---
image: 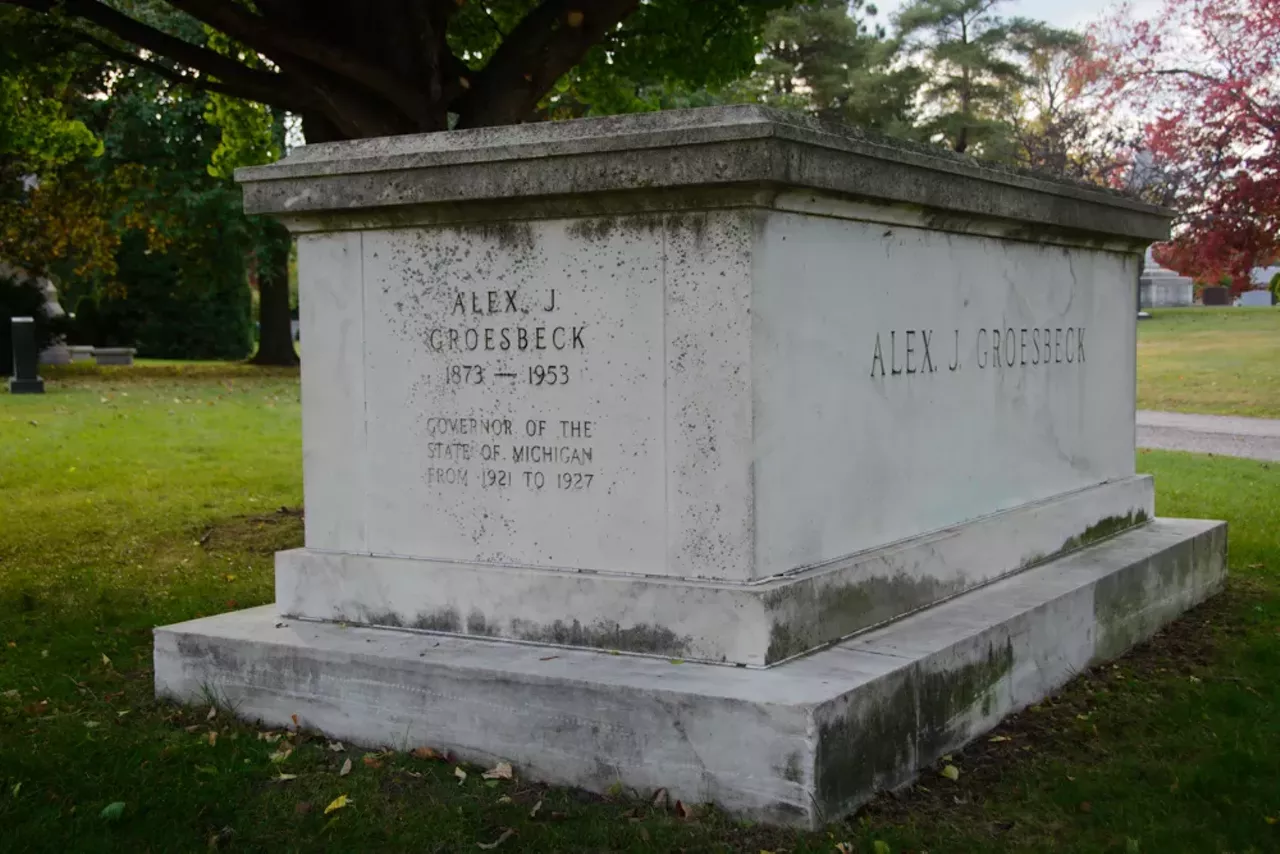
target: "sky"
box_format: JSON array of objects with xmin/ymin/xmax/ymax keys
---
[{"xmin": 872, "ymin": 0, "xmax": 1162, "ymax": 31}]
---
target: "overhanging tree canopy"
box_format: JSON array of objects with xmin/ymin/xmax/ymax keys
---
[{"xmin": 6, "ymin": 0, "xmax": 790, "ymax": 142}]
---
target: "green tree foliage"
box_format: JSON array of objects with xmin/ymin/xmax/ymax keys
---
[
  {"xmin": 0, "ymin": 11, "xmax": 138, "ymax": 280},
  {"xmin": 202, "ymin": 28, "xmax": 294, "ymax": 365},
  {"xmin": 5, "ymin": 0, "xmax": 795, "ymax": 141},
  {"xmin": 895, "ymin": 0, "xmax": 1077, "ymax": 155},
  {"xmin": 753, "ymin": 0, "xmax": 921, "ymax": 130},
  {"xmin": 68, "ymin": 67, "xmax": 254, "ymax": 359}
]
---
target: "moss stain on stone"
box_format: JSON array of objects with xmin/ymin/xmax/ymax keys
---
[
  {"xmin": 509, "ymin": 618, "xmax": 690, "ymax": 657},
  {"xmin": 764, "ymin": 573, "xmax": 969, "ymax": 664},
  {"xmin": 1092, "ymin": 523, "xmax": 1225, "ymax": 662},
  {"xmin": 410, "ymin": 608, "xmax": 462, "ymax": 633},
  {"xmin": 815, "ymin": 639, "xmax": 1014, "ymax": 817}
]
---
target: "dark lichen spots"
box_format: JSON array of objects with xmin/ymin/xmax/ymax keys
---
[
  {"xmin": 567, "ymin": 214, "xmax": 668, "ymax": 243},
  {"xmin": 781, "ymin": 750, "xmax": 804, "ymax": 784},
  {"xmin": 510, "ymin": 618, "xmax": 690, "ymax": 657},
  {"xmin": 468, "ymin": 221, "xmax": 535, "ymax": 252},
  {"xmin": 361, "ymin": 611, "xmax": 404, "ymax": 628},
  {"xmin": 410, "ymin": 608, "xmax": 463, "ymax": 633},
  {"xmin": 466, "ymin": 610, "xmax": 497, "ymax": 636},
  {"xmin": 764, "ymin": 573, "xmax": 968, "ymax": 663}
]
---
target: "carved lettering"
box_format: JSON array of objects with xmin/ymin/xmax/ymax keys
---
[{"xmin": 870, "ymin": 325, "xmax": 1088, "ymax": 381}]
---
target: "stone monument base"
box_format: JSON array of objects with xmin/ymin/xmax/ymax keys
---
[
  {"xmin": 9, "ymin": 377, "xmax": 44, "ymax": 394},
  {"xmin": 155, "ymin": 518, "xmax": 1224, "ymax": 828}
]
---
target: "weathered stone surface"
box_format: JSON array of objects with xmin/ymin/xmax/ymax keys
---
[
  {"xmin": 277, "ymin": 475, "xmax": 1155, "ymax": 665},
  {"xmin": 216, "ymin": 106, "xmax": 1194, "ymax": 663},
  {"xmin": 157, "ymin": 518, "xmax": 1226, "ymax": 828}
]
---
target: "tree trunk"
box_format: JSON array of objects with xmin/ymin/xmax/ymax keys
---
[{"xmin": 251, "ymin": 221, "xmax": 298, "ymax": 366}]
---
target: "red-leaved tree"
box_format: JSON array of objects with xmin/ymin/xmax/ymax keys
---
[{"xmin": 1093, "ymin": 0, "xmax": 1279, "ymax": 291}]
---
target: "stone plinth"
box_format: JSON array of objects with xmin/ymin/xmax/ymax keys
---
[
  {"xmin": 1140, "ymin": 250, "xmax": 1194, "ymax": 308},
  {"xmin": 155, "ymin": 106, "xmax": 1226, "ymax": 824},
  {"xmin": 239, "ymin": 107, "xmax": 1168, "ymax": 665}
]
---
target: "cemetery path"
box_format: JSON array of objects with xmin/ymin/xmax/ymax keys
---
[{"xmin": 1137, "ymin": 410, "xmax": 1280, "ymax": 462}]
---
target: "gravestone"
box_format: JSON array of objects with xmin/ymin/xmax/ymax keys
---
[
  {"xmin": 9, "ymin": 317, "xmax": 45, "ymax": 394},
  {"xmin": 1139, "ymin": 248, "xmax": 1193, "ymax": 308},
  {"xmin": 1239, "ymin": 290, "xmax": 1274, "ymax": 307},
  {"xmin": 155, "ymin": 107, "xmax": 1226, "ymax": 826},
  {"xmin": 1203, "ymin": 285, "xmax": 1229, "ymax": 305}
]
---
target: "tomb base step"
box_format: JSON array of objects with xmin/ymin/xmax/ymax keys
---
[{"xmin": 154, "ymin": 517, "xmax": 1225, "ymax": 829}]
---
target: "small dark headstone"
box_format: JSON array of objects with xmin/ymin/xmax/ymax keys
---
[
  {"xmin": 9, "ymin": 316, "xmax": 45, "ymax": 394},
  {"xmin": 1201, "ymin": 286, "xmax": 1229, "ymax": 306}
]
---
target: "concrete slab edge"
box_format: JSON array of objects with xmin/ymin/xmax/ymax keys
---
[{"xmin": 155, "ymin": 517, "xmax": 1225, "ymax": 828}]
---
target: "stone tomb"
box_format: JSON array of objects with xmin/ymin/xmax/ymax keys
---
[{"xmin": 155, "ymin": 107, "xmax": 1226, "ymax": 826}]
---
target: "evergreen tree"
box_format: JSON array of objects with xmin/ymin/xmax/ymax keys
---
[
  {"xmin": 755, "ymin": 0, "xmax": 920, "ymax": 131},
  {"xmin": 895, "ymin": 0, "xmax": 1076, "ymax": 154}
]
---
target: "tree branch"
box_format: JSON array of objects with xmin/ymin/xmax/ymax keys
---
[
  {"xmin": 164, "ymin": 0, "xmax": 433, "ymax": 125},
  {"xmin": 73, "ymin": 30, "xmax": 301, "ymax": 109},
  {"xmin": 7, "ymin": 0, "xmax": 295, "ymax": 104},
  {"xmin": 455, "ymin": 0, "xmax": 642, "ymax": 129}
]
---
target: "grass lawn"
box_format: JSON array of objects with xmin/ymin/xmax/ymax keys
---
[
  {"xmin": 1138, "ymin": 307, "xmax": 1280, "ymax": 418},
  {"xmin": 2, "ymin": 366, "xmax": 1279, "ymax": 852}
]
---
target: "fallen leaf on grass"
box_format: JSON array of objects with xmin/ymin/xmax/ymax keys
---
[
  {"xmin": 271, "ymin": 773, "xmax": 298, "ymax": 783},
  {"xmin": 834, "ymin": 844, "xmax": 855, "ymax": 854},
  {"xmin": 340, "ymin": 758, "xmax": 352, "ymax": 777},
  {"xmin": 328, "ymin": 741, "xmax": 345, "ymax": 752},
  {"xmin": 101, "ymin": 654, "xmax": 111, "ymax": 667},
  {"xmin": 476, "ymin": 828, "xmax": 515, "ymax": 849},
  {"xmin": 482, "ymin": 762, "xmax": 513, "ymax": 781},
  {"xmin": 100, "ymin": 802, "xmax": 126, "ymax": 821},
  {"xmin": 84, "ymin": 721, "xmax": 100, "ymax": 729},
  {"xmin": 496, "ymin": 795, "xmax": 512, "ymax": 805},
  {"xmin": 269, "ymin": 748, "xmax": 293, "ymax": 763},
  {"xmin": 324, "ymin": 794, "xmax": 351, "ymax": 815},
  {"xmin": 940, "ymin": 764, "xmax": 961, "ymax": 781},
  {"xmin": 206, "ymin": 706, "xmax": 217, "ymax": 721},
  {"xmin": 207, "ymin": 731, "xmax": 218, "ymax": 747},
  {"xmin": 651, "ymin": 788, "xmax": 668, "ymax": 808},
  {"xmin": 1264, "ymin": 816, "xmax": 1277, "ymax": 825},
  {"xmin": 455, "ymin": 767, "xmax": 468, "ymax": 785},
  {"xmin": 411, "ymin": 746, "xmax": 440, "ymax": 760},
  {"xmin": 529, "ymin": 799, "xmax": 542, "ymax": 818},
  {"xmin": 362, "ymin": 754, "xmax": 383, "ymax": 769},
  {"xmin": 11, "ymin": 783, "xmax": 21, "ymax": 797},
  {"xmin": 988, "ymin": 735, "xmax": 1010, "ymax": 743},
  {"xmin": 259, "ymin": 732, "xmax": 282, "ymax": 744}
]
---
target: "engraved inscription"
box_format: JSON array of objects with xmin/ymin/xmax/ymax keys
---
[
  {"xmin": 870, "ymin": 326, "xmax": 1086, "ymax": 378},
  {"xmin": 422, "ymin": 287, "xmax": 596, "ymax": 492}
]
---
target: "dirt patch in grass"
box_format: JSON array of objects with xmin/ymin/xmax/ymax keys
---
[{"xmin": 198, "ymin": 507, "xmax": 304, "ymax": 556}]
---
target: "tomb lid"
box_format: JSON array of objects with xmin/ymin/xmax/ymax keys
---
[{"xmin": 238, "ymin": 105, "xmax": 1171, "ymax": 242}]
